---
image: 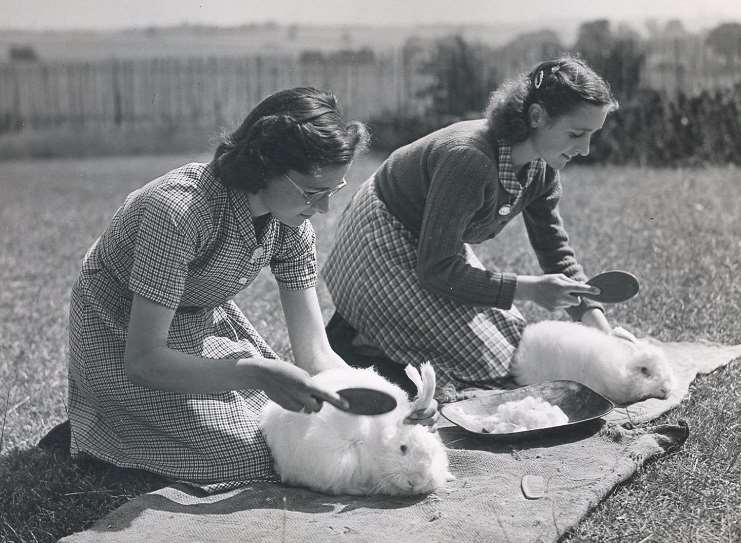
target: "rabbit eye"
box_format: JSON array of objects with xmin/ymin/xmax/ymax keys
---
[
  {"xmin": 640, "ymin": 366, "xmax": 651, "ymax": 376},
  {"xmin": 400, "ymin": 444, "xmax": 408, "ymax": 455}
]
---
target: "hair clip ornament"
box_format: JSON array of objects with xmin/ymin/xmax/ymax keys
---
[
  {"xmin": 551, "ymin": 65, "xmax": 560, "ymax": 74},
  {"xmin": 534, "ymin": 70, "xmax": 544, "ymax": 89}
]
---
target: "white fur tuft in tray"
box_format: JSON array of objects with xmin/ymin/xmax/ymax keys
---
[{"xmin": 440, "ymin": 380, "xmax": 613, "ymax": 438}]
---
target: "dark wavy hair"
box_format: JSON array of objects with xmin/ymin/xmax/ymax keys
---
[
  {"xmin": 213, "ymin": 87, "xmax": 370, "ymax": 192},
  {"xmin": 485, "ymin": 56, "xmax": 618, "ymax": 144}
]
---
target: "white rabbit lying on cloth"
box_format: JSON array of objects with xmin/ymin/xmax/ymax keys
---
[
  {"xmin": 511, "ymin": 320, "xmax": 674, "ymax": 406},
  {"xmin": 261, "ymin": 363, "xmax": 454, "ymax": 496}
]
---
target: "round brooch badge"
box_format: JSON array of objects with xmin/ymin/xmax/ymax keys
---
[{"xmin": 498, "ymin": 204, "xmax": 512, "ymax": 216}]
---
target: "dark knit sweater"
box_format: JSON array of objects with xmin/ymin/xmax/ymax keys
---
[{"xmin": 374, "ymin": 118, "xmax": 602, "ymax": 320}]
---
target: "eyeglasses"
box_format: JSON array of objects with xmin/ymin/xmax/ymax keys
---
[{"xmin": 282, "ymin": 172, "xmax": 347, "ymax": 206}]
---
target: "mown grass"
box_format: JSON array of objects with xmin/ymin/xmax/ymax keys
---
[
  {"xmin": 0, "ymin": 124, "xmax": 220, "ymax": 162},
  {"xmin": 0, "ymin": 152, "xmax": 739, "ymax": 542}
]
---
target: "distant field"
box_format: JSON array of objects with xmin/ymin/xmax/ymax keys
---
[
  {"xmin": 0, "ymin": 153, "xmax": 739, "ymax": 541},
  {"xmin": 0, "ymin": 23, "xmax": 535, "ymax": 61}
]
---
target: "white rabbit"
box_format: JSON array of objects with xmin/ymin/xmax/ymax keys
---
[
  {"xmin": 260, "ymin": 362, "xmax": 453, "ymax": 496},
  {"xmin": 510, "ymin": 320, "xmax": 673, "ymax": 405}
]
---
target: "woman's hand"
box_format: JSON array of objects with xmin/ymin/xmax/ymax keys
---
[
  {"xmin": 581, "ymin": 307, "xmax": 612, "ymax": 334},
  {"xmin": 611, "ymin": 326, "xmax": 638, "ymax": 343},
  {"xmin": 249, "ymin": 358, "xmax": 349, "ymax": 414},
  {"xmin": 515, "ymin": 274, "xmax": 600, "ymax": 311}
]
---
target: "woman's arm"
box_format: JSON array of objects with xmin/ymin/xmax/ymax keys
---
[
  {"xmin": 416, "ymin": 144, "xmax": 518, "ymax": 308},
  {"xmin": 124, "ymin": 293, "xmax": 346, "ymax": 412},
  {"xmin": 281, "ymin": 287, "xmax": 440, "ymax": 426},
  {"xmin": 279, "ymin": 286, "xmax": 349, "ymax": 375},
  {"xmin": 522, "ymin": 171, "xmax": 607, "ymax": 322}
]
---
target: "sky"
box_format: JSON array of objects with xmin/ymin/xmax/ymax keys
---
[{"xmin": 2, "ymin": 0, "xmax": 741, "ymax": 30}]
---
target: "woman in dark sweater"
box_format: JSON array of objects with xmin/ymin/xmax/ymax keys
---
[{"xmin": 323, "ymin": 57, "xmax": 619, "ymax": 397}]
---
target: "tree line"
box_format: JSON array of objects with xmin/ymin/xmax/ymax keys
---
[{"xmin": 370, "ymin": 19, "xmax": 741, "ymax": 166}]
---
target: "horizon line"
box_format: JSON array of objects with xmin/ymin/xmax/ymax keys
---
[{"xmin": 1, "ymin": 14, "xmax": 736, "ymax": 34}]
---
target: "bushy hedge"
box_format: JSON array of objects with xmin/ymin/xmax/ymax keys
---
[
  {"xmin": 365, "ymin": 114, "xmax": 464, "ymax": 154},
  {"xmin": 368, "ymin": 83, "xmax": 741, "ymax": 167},
  {"xmin": 584, "ymin": 83, "xmax": 741, "ymax": 166}
]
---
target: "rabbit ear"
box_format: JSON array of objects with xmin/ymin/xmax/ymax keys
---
[
  {"xmin": 404, "ymin": 364, "xmax": 424, "ymax": 397},
  {"xmin": 405, "ymin": 362, "xmax": 437, "ymax": 411},
  {"xmin": 416, "ymin": 362, "xmax": 436, "ymax": 409}
]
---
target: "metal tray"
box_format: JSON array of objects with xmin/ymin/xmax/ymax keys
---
[{"xmin": 440, "ymin": 380, "xmax": 614, "ymax": 439}]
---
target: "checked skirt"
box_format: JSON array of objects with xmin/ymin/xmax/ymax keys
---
[{"xmin": 323, "ymin": 178, "xmax": 527, "ymax": 391}]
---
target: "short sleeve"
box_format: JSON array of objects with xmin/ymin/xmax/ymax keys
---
[
  {"xmin": 128, "ymin": 185, "xmax": 208, "ymax": 309},
  {"xmin": 270, "ymin": 220, "xmax": 318, "ymax": 290}
]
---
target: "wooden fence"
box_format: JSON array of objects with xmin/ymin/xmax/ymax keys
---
[
  {"xmin": 2, "ymin": 39, "xmax": 739, "ymax": 134},
  {"xmin": 0, "ymin": 53, "xmax": 432, "ymax": 132}
]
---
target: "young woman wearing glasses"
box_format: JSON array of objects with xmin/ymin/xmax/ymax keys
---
[{"xmin": 64, "ymin": 88, "xmax": 382, "ymax": 490}]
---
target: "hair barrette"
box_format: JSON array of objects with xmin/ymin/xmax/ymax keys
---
[
  {"xmin": 534, "ymin": 69, "xmax": 544, "ymax": 89},
  {"xmin": 551, "ymin": 65, "xmax": 560, "ymax": 74}
]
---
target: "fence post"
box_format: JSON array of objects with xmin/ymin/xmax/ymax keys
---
[
  {"xmin": 212, "ymin": 57, "xmax": 223, "ymax": 128},
  {"xmin": 12, "ymin": 64, "xmax": 23, "ymax": 131},
  {"xmin": 112, "ymin": 59, "xmax": 123, "ymax": 126}
]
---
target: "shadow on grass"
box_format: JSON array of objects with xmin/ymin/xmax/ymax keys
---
[
  {"xmin": 0, "ymin": 433, "xmax": 167, "ymax": 543},
  {"xmin": 79, "ymin": 480, "xmax": 431, "ymax": 537}
]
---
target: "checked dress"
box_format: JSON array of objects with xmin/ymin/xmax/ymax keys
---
[{"xmin": 67, "ymin": 162, "xmax": 317, "ymax": 489}]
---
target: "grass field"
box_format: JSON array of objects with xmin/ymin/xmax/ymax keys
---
[
  {"xmin": 0, "ymin": 152, "xmax": 739, "ymax": 542},
  {"xmin": 0, "ymin": 23, "xmax": 543, "ymax": 61}
]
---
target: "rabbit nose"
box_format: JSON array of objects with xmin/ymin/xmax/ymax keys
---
[{"xmin": 407, "ymin": 473, "xmax": 428, "ymax": 489}]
